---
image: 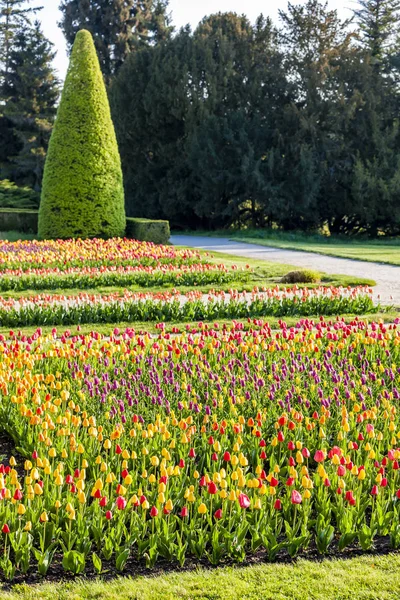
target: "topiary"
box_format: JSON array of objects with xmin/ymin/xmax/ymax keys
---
[
  {"xmin": 38, "ymin": 29, "xmax": 126, "ymax": 240},
  {"xmin": 280, "ymin": 269, "xmax": 321, "ymax": 284}
]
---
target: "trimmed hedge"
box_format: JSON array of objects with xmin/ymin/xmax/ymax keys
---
[
  {"xmin": 38, "ymin": 30, "xmax": 126, "ymax": 240},
  {"xmin": 0, "ymin": 212, "xmax": 171, "ymax": 244},
  {"xmin": 126, "ymin": 218, "xmax": 170, "ymax": 244},
  {"xmin": 0, "ymin": 209, "xmax": 38, "ymax": 233}
]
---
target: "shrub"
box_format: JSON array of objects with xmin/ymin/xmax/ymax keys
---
[
  {"xmin": 0, "ymin": 180, "xmax": 39, "ymax": 209},
  {"xmin": 280, "ymin": 269, "xmax": 321, "ymax": 284},
  {"xmin": 38, "ymin": 30, "xmax": 126, "ymax": 240},
  {"xmin": 126, "ymin": 217, "xmax": 170, "ymax": 245},
  {"xmin": 0, "ymin": 209, "xmax": 38, "ymax": 233}
]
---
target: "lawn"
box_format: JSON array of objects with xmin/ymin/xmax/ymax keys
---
[
  {"xmin": 228, "ymin": 229, "xmax": 400, "ymax": 266},
  {"xmin": 2, "ymin": 553, "xmax": 400, "ymax": 599}
]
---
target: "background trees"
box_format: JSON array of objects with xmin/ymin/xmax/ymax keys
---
[
  {"xmin": 58, "ymin": 0, "xmax": 173, "ymax": 81},
  {"xmin": 3, "ymin": 0, "xmax": 400, "ymax": 236}
]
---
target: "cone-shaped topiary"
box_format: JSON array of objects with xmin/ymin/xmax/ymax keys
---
[{"xmin": 38, "ymin": 29, "xmax": 126, "ymax": 239}]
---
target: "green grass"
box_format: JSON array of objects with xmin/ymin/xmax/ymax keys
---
[
  {"xmin": 3, "ymin": 553, "xmax": 400, "ymax": 599},
  {"xmin": 228, "ymin": 229, "xmax": 400, "ymax": 266}
]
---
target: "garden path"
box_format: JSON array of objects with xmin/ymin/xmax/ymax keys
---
[{"xmin": 171, "ymin": 236, "xmax": 400, "ymax": 307}]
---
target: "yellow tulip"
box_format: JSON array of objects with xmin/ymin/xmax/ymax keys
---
[{"xmin": 198, "ymin": 503, "xmax": 207, "ymax": 515}]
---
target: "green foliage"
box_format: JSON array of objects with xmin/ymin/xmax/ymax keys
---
[
  {"xmin": 126, "ymin": 217, "xmax": 170, "ymax": 244},
  {"xmin": 0, "ymin": 208, "xmax": 38, "ymax": 232},
  {"xmin": 1, "ymin": 22, "xmax": 59, "ymax": 191},
  {"xmin": 38, "ymin": 29, "xmax": 126, "ymax": 240},
  {"xmin": 280, "ymin": 270, "xmax": 321, "ymax": 284},
  {"xmin": 58, "ymin": 0, "xmax": 173, "ymax": 81},
  {"xmin": 112, "ymin": 2, "xmax": 400, "ymax": 236},
  {"xmin": 0, "ymin": 179, "xmax": 39, "ymax": 208}
]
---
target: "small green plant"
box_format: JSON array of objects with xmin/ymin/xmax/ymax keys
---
[{"xmin": 280, "ymin": 269, "xmax": 321, "ymax": 284}]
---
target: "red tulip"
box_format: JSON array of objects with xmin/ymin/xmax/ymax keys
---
[
  {"xmin": 270, "ymin": 477, "xmax": 278, "ymax": 487},
  {"xmin": 314, "ymin": 450, "xmax": 325, "ymax": 463},
  {"xmin": 150, "ymin": 506, "xmax": 158, "ymax": 518},
  {"xmin": 302, "ymin": 448, "xmax": 310, "ymax": 458},
  {"xmin": 291, "ymin": 490, "xmax": 302, "ymax": 505},
  {"xmin": 238, "ymin": 493, "xmax": 250, "ymax": 509},
  {"xmin": 337, "ymin": 465, "xmax": 346, "ymax": 477},
  {"xmin": 324, "ymin": 478, "xmax": 331, "ymax": 487},
  {"xmin": 179, "ymin": 459, "xmax": 185, "ymax": 468},
  {"xmin": 208, "ymin": 482, "xmax": 218, "ymax": 495},
  {"xmin": 94, "ymin": 489, "xmax": 101, "ymax": 499},
  {"xmin": 115, "ymin": 445, "xmax": 122, "ymax": 455},
  {"xmin": 180, "ymin": 507, "xmax": 189, "ymax": 517},
  {"xmin": 2, "ymin": 524, "xmax": 10, "ymax": 534},
  {"xmin": 13, "ymin": 489, "xmax": 22, "ymax": 501},
  {"xmin": 277, "ymin": 431, "xmax": 285, "ymax": 442},
  {"xmin": 274, "ymin": 499, "xmax": 282, "ymax": 510},
  {"xmin": 214, "ymin": 509, "xmax": 223, "ymax": 519},
  {"xmin": 116, "ymin": 496, "xmax": 127, "ymax": 510},
  {"xmin": 99, "ymin": 496, "xmax": 107, "ymax": 507},
  {"xmin": 371, "ymin": 485, "xmax": 378, "ymax": 496},
  {"xmin": 287, "ymin": 441, "xmax": 295, "ymax": 451},
  {"xmin": 223, "ymin": 452, "xmax": 231, "ymax": 462},
  {"xmin": 286, "ymin": 477, "xmax": 295, "ymax": 486},
  {"xmin": 105, "ymin": 511, "xmax": 112, "ymax": 520}
]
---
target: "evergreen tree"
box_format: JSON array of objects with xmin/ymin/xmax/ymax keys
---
[
  {"xmin": 58, "ymin": 0, "xmax": 173, "ymax": 81},
  {"xmin": 0, "ymin": 0, "xmax": 41, "ymax": 91},
  {"xmin": 38, "ymin": 29, "xmax": 126, "ymax": 239},
  {"xmin": 355, "ymin": 0, "xmax": 400, "ymax": 64},
  {"xmin": 2, "ymin": 21, "xmax": 59, "ymax": 190}
]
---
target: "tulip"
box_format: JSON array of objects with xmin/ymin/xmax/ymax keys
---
[
  {"xmin": 274, "ymin": 499, "xmax": 282, "ymax": 510},
  {"xmin": 150, "ymin": 506, "xmax": 158, "ymax": 518},
  {"xmin": 314, "ymin": 450, "xmax": 325, "ymax": 463},
  {"xmin": 105, "ymin": 511, "xmax": 112, "ymax": 520},
  {"xmin": 116, "ymin": 496, "xmax": 127, "ymax": 510},
  {"xmin": 208, "ymin": 482, "xmax": 218, "ymax": 495},
  {"xmin": 2, "ymin": 524, "xmax": 10, "ymax": 534},
  {"xmin": 180, "ymin": 507, "xmax": 189, "ymax": 518},
  {"xmin": 371, "ymin": 485, "xmax": 378, "ymax": 496},
  {"xmin": 291, "ymin": 490, "xmax": 302, "ymax": 505},
  {"xmin": 238, "ymin": 493, "xmax": 250, "ymax": 509},
  {"xmin": 214, "ymin": 509, "xmax": 223, "ymax": 519},
  {"xmin": 198, "ymin": 503, "xmax": 207, "ymax": 514}
]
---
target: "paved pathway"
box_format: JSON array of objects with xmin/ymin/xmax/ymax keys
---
[{"xmin": 171, "ymin": 236, "xmax": 400, "ymax": 307}]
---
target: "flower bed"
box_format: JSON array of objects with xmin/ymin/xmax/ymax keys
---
[
  {"xmin": 0, "ymin": 317, "xmax": 398, "ymax": 578},
  {"xmin": 0, "ymin": 238, "xmax": 206, "ymax": 271},
  {"xmin": 0, "ymin": 286, "xmax": 376, "ymax": 327}
]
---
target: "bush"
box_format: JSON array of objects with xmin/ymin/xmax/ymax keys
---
[
  {"xmin": 280, "ymin": 269, "xmax": 321, "ymax": 284},
  {"xmin": 0, "ymin": 209, "xmax": 38, "ymax": 233},
  {"xmin": 38, "ymin": 30, "xmax": 126, "ymax": 240},
  {"xmin": 0, "ymin": 180, "xmax": 39, "ymax": 209},
  {"xmin": 126, "ymin": 217, "xmax": 170, "ymax": 244}
]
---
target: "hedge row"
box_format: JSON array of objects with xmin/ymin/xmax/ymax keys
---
[{"xmin": 0, "ymin": 210, "xmax": 170, "ymax": 244}]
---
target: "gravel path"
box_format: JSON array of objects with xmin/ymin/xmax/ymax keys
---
[{"xmin": 171, "ymin": 235, "xmax": 400, "ymax": 307}]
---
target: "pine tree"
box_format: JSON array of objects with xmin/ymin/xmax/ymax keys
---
[
  {"xmin": 58, "ymin": 0, "xmax": 173, "ymax": 81},
  {"xmin": 2, "ymin": 21, "xmax": 59, "ymax": 190},
  {"xmin": 38, "ymin": 29, "xmax": 126, "ymax": 240},
  {"xmin": 0, "ymin": 0, "xmax": 41, "ymax": 91},
  {"xmin": 355, "ymin": 0, "xmax": 400, "ymax": 64}
]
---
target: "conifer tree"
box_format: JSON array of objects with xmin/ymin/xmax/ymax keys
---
[
  {"xmin": 355, "ymin": 0, "xmax": 400, "ymax": 63},
  {"xmin": 38, "ymin": 29, "xmax": 126, "ymax": 239},
  {"xmin": 0, "ymin": 0, "xmax": 41, "ymax": 90},
  {"xmin": 2, "ymin": 21, "xmax": 59, "ymax": 190},
  {"xmin": 58, "ymin": 0, "xmax": 173, "ymax": 81}
]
